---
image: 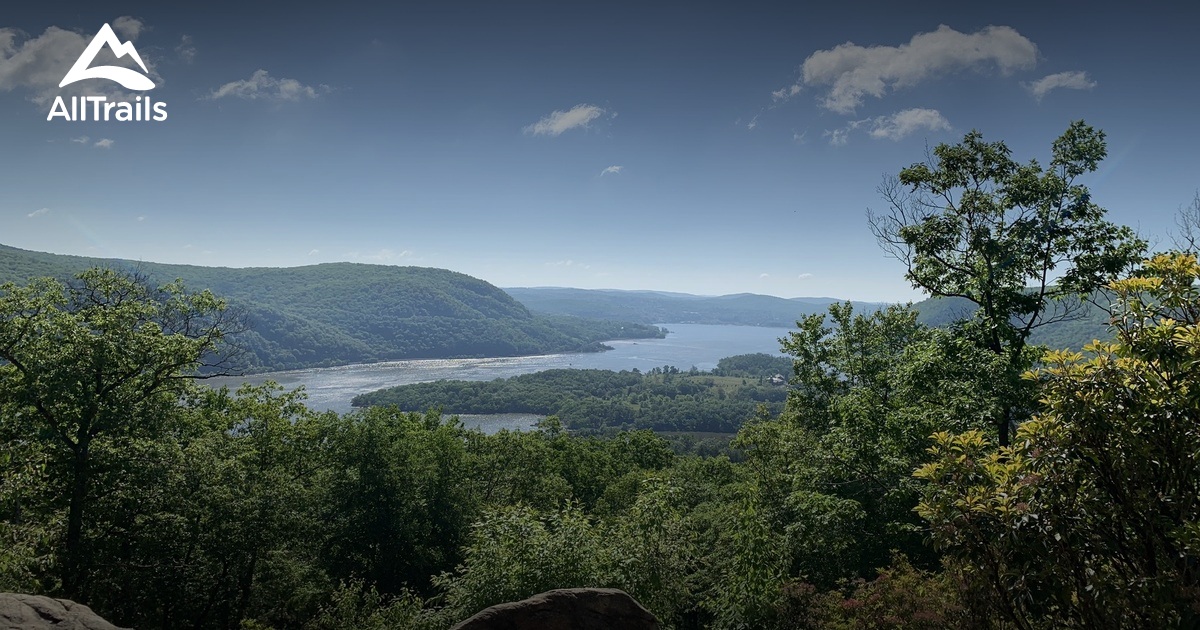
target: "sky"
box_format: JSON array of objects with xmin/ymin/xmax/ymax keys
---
[{"xmin": 1, "ymin": 0, "xmax": 1196, "ymax": 302}]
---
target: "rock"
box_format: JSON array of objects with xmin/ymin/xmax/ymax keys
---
[
  {"xmin": 0, "ymin": 593, "xmax": 128, "ymax": 630},
  {"xmin": 451, "ymin": 588, "xmax": 659, "ymax": 630}
]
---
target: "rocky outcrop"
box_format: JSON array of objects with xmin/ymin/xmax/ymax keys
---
[
  {"xmin": 0, "ymin": 593, "xmax": 128, "ymax": 630},
  {"xmin": 450, "ymin": 588, "xmax": 659, "ymax": 630}
]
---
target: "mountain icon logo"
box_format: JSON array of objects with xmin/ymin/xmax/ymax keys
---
[{"xmin": 59, "ymin": 23, "xmax": 155, "ymax": 91}]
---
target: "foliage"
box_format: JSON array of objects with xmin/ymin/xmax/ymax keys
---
[
  {"xmin": 432, "ymin": 504, "xmax": 609, "ymax": 623},
  {"xmin": 779, "ymin": 555, "xmax": 968, "ymax": 630},
  {"xmin": 0, "ymin": 245, "xmax": 665, "ymax": 371},
  {"xmin": 0, "ymin": 268, "xmax": 237, "ymax": 598},
  {"xmin": 916, "ymin": 253, "xmax": 1200, "ymax": 628},
  {"xmin": 353, "ymin": 365, "xmax": 787, "ymax": 433},
  {"xmin": 712, "ymin": 353, "xmax": 795, "ymax": 378},
  {"xmin": 321, "ymin": 406, "xmax": 477, "ymax": 598},
  {"xmin": 735, "ymin": 303, "xmax": 1008, "ymax": 587},
  {"xmin": 871, "ymin": 121, "xmax": 1146, "ymax": 443},
  {"xmin": 303, "ymin": 580, "xmax": 430, "ymax": 630}
]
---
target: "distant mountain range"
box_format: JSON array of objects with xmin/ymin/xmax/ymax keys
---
[
  {"xmin": 0, "ymin": 244, "xmax": 1114, "ymax": 375},
  {"xmin": 507, "ymin": 286, "xmax": 1114, "ymax": 351},
  {"xmin": 0, "ymin": 244, "xmax": 665, "ymax": 372},
  {"xmin": 504, "ymin": 287, "xmax": 886, "ymax": 328}
]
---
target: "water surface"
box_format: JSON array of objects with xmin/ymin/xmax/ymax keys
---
[{"xmin": 206, "ymin": 323, "xmax": 794, "ymax": 421}]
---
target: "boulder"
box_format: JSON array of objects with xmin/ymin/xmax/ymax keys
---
[
  {"xmin": 0, "ymin": 593, "xmax": 128, "ymax": 630},
  {"xmin": 451, "ymin": 588, "xmax": 659, "ymax": 630}
]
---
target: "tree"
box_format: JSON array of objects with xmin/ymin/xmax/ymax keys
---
[
  {"xmin": 0, "ymin": 268, "xmax": 242, "ymax": 597},
  {"xmin": 915, "ymin": 253, "xmax": 1200, "ymax": 627},
  {"xmin": 869, "ymin": 121, "xmax": 1145, "ymax": 445},
  {"xmin": 1172, "ymin": 189, "xmax": 1200, "ymax": 254},
  {"xmin": 735, "ymin": 303, "xmax": 1010, "ymax": 586}
]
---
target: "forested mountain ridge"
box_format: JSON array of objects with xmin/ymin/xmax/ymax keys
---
[
  {"xmin": 0, "ymin": 244, "xmax": 665, "ymax": 371},
  {"xmin": 912, "ymin": 293, "xmax": 1113, "ymax": 350},
  {"xmin": 508, "ymin": 285, "xmax": 1114, "ymax": 350},
  {"xmin": 504, "ymin": 286, "xmax": 885, "ymax": 327}
]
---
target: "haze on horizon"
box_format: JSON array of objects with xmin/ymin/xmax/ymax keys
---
[{"xmin": 1, "ymin": 0, "xmax": 1196, "ymax": 302}]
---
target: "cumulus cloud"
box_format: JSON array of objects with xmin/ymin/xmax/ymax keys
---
[
  {"xmin": 1026, "ymin": 70, "xmax": 1096, "ymax": 100},
  {"xmin": 826, "ymin": 108, "xmax": 950, "ymax": 145},
  {"xmin": 93, "ymin": 138, "xmax": 114, "ymax": 148},
  {"xmin": 27, "ymin": 207, "xmax": 49, "ymax": 218},
  {"xmin": 0, "ymin": 17, "xmax": 159, "ymax": 104},
  {"xmin": 802, "ymin": 25, "xmax": 1038, "ymax": 113},
  {"xmin": 207, "ymin": 69, "xmax": 324, "ymax": 101},
  {"xmin": 868, "ymin": 108, "xmax": 951, "ymax": 141},
  {"xmin": 600, "ymin": 165, "xmax": 623, "ymax": 176},
  {"xmin": 111, "ymin": 16, "xmax": 144, "ymax": 40},
  {"xmin": 759, "ymin": 273, "xmax": 770, "ymax": 278},
  {"xmin": 524, "ymin": 104, "xmax": 606, "ymax": 136},
  {"xmin": 798, "ymin": 273, "xmax": 813, "ymax": 279},
  {"xmin": 70, "ymin": 135, "xmax": 88, "ymax": 143}
]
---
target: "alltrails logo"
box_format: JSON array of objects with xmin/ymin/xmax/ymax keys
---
[{"xmin": 47, "ymin": 23, "xmax": 167, "ymax": 122}]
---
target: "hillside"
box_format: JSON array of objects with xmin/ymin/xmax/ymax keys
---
[
  {"xmin": 507, "ymin": 285, "xmax": 1114, "ymax": 351},
  {"xmin": 0, "ymin": 244, "xmax": 665, "ymax": 371},
  {"xmin": 911, "ymin": 294, "xmax": 1114, "ymax": 350},
  {"xmin": 504, "ymin": 286, "xmax": 885, "ymax": 327}
]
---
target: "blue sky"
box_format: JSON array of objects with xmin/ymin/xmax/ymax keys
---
[{"xmin": 1, "ymin": 0, "xmax": 1196, "ymax": 301}]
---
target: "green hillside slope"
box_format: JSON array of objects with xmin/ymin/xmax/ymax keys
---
[
  {"xmin": 504, "ymin": 286, "xmax": 885, "ymax": 327},
  {"xmin": 0, "ymin": 244, "xmax": 665, "ymax": 371}
]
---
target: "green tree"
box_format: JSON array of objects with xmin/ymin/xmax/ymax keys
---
[
  {"xmin": 916, "ymin": 253, "xmax": 1200, "ymax": 627},
  {"xmin": 735, "ymin": 303, "xmax": 1008, "ymax": 586},
  {"xmin": 0, "ymin": 268, "xmax": 240, "ymax": 597},
  {"xmin": 869, "ymin": 121, "xmax": 1145, "ymax": 445}
]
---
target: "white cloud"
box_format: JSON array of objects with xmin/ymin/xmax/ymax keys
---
[
  {"xmin": 825, "ymin": 109, "xmax": 950, "ymax": 145},
  {"xmin": 111, "ymin": 16, "xmax": 144, "ymax": 40},
  {"xmin": 175, "ymin": 34, "xmax": 196, "ymax": 63},
  {"xmin": 27, "ymin": 207, "xmax": 49, "ymax": 218},
  {"xmin": 1026, "ymin": 70, "xmax": 1096, "ymax": 100},
  {"xmin": 136, "ymin": 216, "xmax": 145, "ymax": 221},
  {"xmin": 793, "ymin": 130, "xmax": 807, "ymax": 144},
  {"xmin": 759, "ymin": 273, "xmax": 770, "ymax": 278},
  {"xmin": 93, "ymin": 138, "xmax": 114, "ymax": 148},
  {"xmin": 207, "ymin": 69, "xmax": 324, "ymax": 101},
  {"xmin": 70, "ymin": 135, "xmax": 88, "ymax": 143},
  {"xmin": 802, "ymin": 25, "xmax": 1038, "ymax": 113},
  {"xmin": 746, "ymin": 114, "xmax": 760, "ymax": 130},
  {"xmin": 825, "ymin": 125, "xmax": 857, "ymax": 146},
  {"xmin": 600, "ymin": 165, "xmax": 623, "ymax": 176},
  {"xmin": 524, "ymin": 104, "xmax": 606, "ymax": 136},
  {"xmin": 772, "ymin": 83, "xmax": 802, "ymax": 102},
  {"xmin": 308, "ymin": 249, "xmax": 320, "ymax": 256},
  {"xmin": 0, "ymin": 17, "xmax": 158, "ymax": 104},
  {"xmin": 868, "ymin": 108, "xmax": 951, "ymax": 141},
  {"xmin": 798, "ymin": 273, "xmax": 813, "ymax": 279}
]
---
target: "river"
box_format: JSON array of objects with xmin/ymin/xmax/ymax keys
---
[{"xmin": 205, "ymin": 323, "xmax": 795, "ymax": 430}]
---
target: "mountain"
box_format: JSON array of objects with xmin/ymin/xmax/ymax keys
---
[
  {"xmin": 507, "ymin": 285, "xmax": 1114, "ymax": 351},
  {"xmin": 911, "ymin": 294, "xmax": 1114, "ymax": 350},
  {"xmin": 504, "ymin": 286, "xmax": 886, "ymax": 327},
  {"xmin": 0, "ymin": 244, "xmax": 665, "ymax": 372}
]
